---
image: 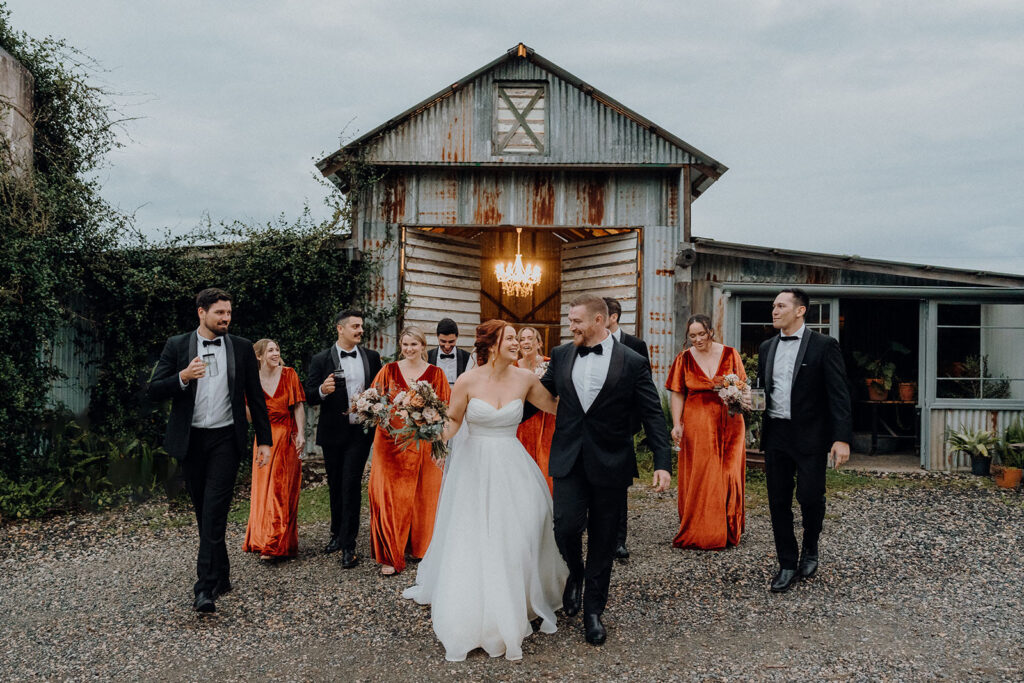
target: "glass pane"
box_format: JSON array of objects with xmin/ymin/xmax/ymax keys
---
[
  {"xmin": 937, "ymin": 303, "xmax": 980, "ymax": 326},
  {"xmin": 740, "ymin": 300, "xmax": 773, "ymax": 324},
  {"xmin": 740, "ymin": 324, "xmax": 775, "ymax": 358},
  {"xmin": 937, "ymin": 378, "xmax": 981, "ymax": 399},
  {"xmin": 936, "ymin": 327, "xmax": 980, "ymax": 377}
]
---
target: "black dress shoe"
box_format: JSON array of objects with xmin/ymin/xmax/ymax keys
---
[
  {"xmin": 193, "ymin": 592, "xmax": 215, "ymax": 613},
  {"xmin": 341, "ymin": 549, "xmax": 360, "ymax": 569},
  {"xmin": 798, "ymin": 551, "xmax": 819, "ymax": 579},
  {"xmin": 212, "ymin": 580, "xmax": 232, "ymax": 599},
  {"xmin": 562, "ymin": 575, "xmax": 583, "ymax": 617},
  {"xmin": 613, "ymin": 544, "xmax": 630, "ymax": 560},
  {"xmin": 583, "ymin": 614, "xmax": 606, "ymax": 645},
  {"xmin": 324, "ymin": 536, "xmax": 343, "ymax": 554},
  {"xmin": 770, "ymin": 568, "xmax": 799, "ymax": 593}
]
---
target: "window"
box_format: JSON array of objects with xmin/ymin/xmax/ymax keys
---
[
  {"xmin": 493, "ymin": 82, "xmax": 546, "ymax": 155},
  {"xmin": 935, "ymin": 303, "xmax": 1024, "ymax": 400},
  {"xmin": 737, "ymin": 299, "xmax": 834, "ymax": 358}
]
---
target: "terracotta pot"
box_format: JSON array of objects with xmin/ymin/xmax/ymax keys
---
[
  {"xmin": 898, "ymin": 382, "xmax": 916, "ymax": 402},
  {"xmin": 865, "ymin": 379, "xmax": 888, "ymax": 401},
  {"xmin": 994, "ymin": 465, "xmax": 1023, "ymax": 489}
]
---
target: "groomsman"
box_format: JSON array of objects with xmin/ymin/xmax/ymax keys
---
[
  {"xmin": 758, "ymin": 288, "xmax": 852, "ymax": 593},
  {"xmin": 427, "ymin": 318, "xmax": 471, "ymax": 385},
  {"xmin": 148, "ymin": 288, "xmax": 272, "ymax": 613},
  {"xmin": 304, "ymin": 310, "xmax": 382, "ymax": 569},
  {"xmin": 603, "ymin": 297, "xmax": 652, "ymax": 561}
]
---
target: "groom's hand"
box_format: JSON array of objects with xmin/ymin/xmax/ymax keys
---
[
  {"xmin": 830, "ymin": 441, "xmax": 851, "ymax": 468},
  {"xmin": 256, "ymin": 444, "xmax": 272, "ymax": 468},
  {"xmin": 179, "ymin": 356, "xmax": 206, "ymax": 383},
  {"xmin": 652, "ymin": 469, "xmax": 671, "ymax": 492}
]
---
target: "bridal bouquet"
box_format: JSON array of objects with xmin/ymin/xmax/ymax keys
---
[
  {"xmin": 713, "ymin": 373, "xmax": 749, "ymax": 417},
  {"xmin": 349, "ymin": 387, "xmax": 392, "ymax": 433},
  {"xmin": 531, "ymin": 359, "xmax": 549, "ymax": 378},
  {"xmin": 391, "ymin": 381, "xmax": 449, "ymax": 464}
]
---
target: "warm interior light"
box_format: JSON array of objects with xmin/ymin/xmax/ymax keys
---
[{"xmin": 494, "ymin": 228, "xmax": 541, "ymax": 298}]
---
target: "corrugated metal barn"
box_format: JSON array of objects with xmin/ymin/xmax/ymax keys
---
[{"xmin": 318, "ymin": 43, "xmax": 726, "ymax": 386}]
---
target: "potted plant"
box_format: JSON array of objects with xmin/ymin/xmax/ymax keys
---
[
  {"xmin": 854, "ymin": 342, "xmax": 910, "ymax": 401},
  {"xmin": 897, "ymin": 380, "xmax": 917, "ymax": 402},
  {"xmin": 946, "ymin": 425, "xmax": 999, "ymax": 476},
  {"xmin": 993, "ymin": 417, "xmax": 1024, "ymax": 489}
]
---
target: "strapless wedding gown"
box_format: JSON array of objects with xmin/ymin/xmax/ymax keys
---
[{"xmin": 402, "ymin": 398, "xmax": 568, "ymax": 662}]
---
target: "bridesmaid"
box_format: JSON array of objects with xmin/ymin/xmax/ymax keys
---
[
  {"xmin": 368, "ymin": 326, "xmax": 451, "ymax": 576},
  {"xmin": 243, "ymin": 339, "xmax": 306, "ymax": 560},
  {"xmin": 514, "ymin": 326, "xmax": 555, "ymax": 495},
  {"xmin": 665, "ymin": 314, "xmax": 748, "ymax": 550}
]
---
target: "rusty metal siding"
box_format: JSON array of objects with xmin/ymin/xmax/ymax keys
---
[
  {"xmin": 929, "ymin": 408, "xmax": 1024, "ymax": 471},
  {"xmin": 642, "ymin": 223, "xmax": 682, "ymax": 387},
  {"xmin": 361, "ymin": 61, "xmax": 697, "ymax": 166}
]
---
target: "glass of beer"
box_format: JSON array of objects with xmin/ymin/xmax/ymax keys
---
[{"xmin": 750, "ymin": 388, "xmax": 766, "ymax": 412}]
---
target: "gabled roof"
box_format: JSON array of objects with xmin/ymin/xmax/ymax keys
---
[{"xmin": 318, "ymin": 43, "xmax": 727, "ymax": 197}]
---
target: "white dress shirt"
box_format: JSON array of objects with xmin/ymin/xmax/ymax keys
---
[
  {"xmin": 572, "ymin": 331, "xmax": 614, "ymax": 413},
  {"xmin": 611, "ymin": 328, "xmax": 622, "ymax": 342},
  {"xmin": 768, "ymin": 324, "xmax": 806, "ymax": 420},
  {"xmin": 435, "ymin": 347, "xmax": 458, "ymax": 385},
  {"xmin": 188, "ymin": 331, "xmax": 233, "ymax": 429}
]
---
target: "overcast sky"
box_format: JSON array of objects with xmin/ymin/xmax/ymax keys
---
[{"xmin": 6, "ymin": 0, "xmax": 1023, "ymax": 275}]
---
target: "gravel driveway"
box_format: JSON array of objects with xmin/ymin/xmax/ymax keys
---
[{"xmin": 1, "ymin": 473, "xmax": 1022, "ymax": 681}]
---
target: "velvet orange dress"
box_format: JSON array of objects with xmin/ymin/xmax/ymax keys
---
[
  {"xmin": 243, "ymin": 366, "xmax": 306, "ymax": 558},
  {"xmin": 368, "ymin": 363, "xmax": 451, "ymax": 573},
  {"xmin": 514, "ymin": 356, "xmax": 555, "ymax": 495},
  {"xmin": 665, "ymin": 347, "xmax": 746, "ymax": 550}
]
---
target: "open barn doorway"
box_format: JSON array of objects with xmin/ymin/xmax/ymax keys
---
[{"xmin": 401, "ymin": 226, "xmax": 642, "ymax": 353}]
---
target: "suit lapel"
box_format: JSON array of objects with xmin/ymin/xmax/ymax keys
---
[
  {"xmin": 561, "ymin": 344, "xmax": 583, "ymax": 409},
  {"xmin": 359, "ymin": 345, "xmax": 371, "ymax": 383},
  {"xmin": 456, "ymin": 349, "xmax": 468, "ymax": 376},
  {"xmin": 187, "ymin": 332, "xmax": 199, "ymax": 398},
  {"xmin": 764, "ymin": 336, "xmax": 779, "ymax": 395},
  {"xmin": 791, "ymin": 331, "xmax": 812, "ymax": 386},
  {"xmin": 225, "ymin": 334, "xmax": 236, "ymax": 396},
  {"xmin": 589, "ymin": 338, "xmax": 624, "ymax": 413}
]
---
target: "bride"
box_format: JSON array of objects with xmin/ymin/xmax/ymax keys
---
[{"xmin": 402, "ymin": 320, "xmax": 568, "ymax": 662}]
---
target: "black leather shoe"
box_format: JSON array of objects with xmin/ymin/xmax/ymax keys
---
[
  {"xmin": 212, "ymin": 580, "xmax": 232, "ymax": 599},
  {"xmin": 193, "ymin": 592, "xmax": 215, "ymax": 613},
  {"xmin": 613, "ymin": 544, "xmax": 630, "ymax": 560},
  {"xmin": 583, "ymin": 614, "xmax": 606, "ymax": 645},
  {"xmin": 798, "ymin": 551, "xmax": 819, "ymax": 579},
  {"xmin": 562, "ymin": 575, "xmax": 583, "ymax": 617},
  {"xmin": 324, "ymin": 536, "xmax": 343, "ymax": 554},
  {"xmin": 341, "ymin": 549, "xmax": 360, "ymax": 569},
  {"xmin": 770, "ymin": 568, "xmax": 799, "ymax": 593}
]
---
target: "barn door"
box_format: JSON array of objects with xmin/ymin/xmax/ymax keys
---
[
  {"xmin": 402, "ymin": 228, "xmax": 482, "ymax": 346},
  {"xmin": 560, "ymin": 231, "xmax": 641, "ymax": 343}
]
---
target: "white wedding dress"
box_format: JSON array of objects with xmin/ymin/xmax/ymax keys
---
[{"xmin": 402, "ymin": 398, "xmax": 568, "ymax": 662}]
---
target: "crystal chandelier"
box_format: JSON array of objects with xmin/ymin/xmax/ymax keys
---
[{"xmin": 494, "ymin": 228, "xmax": 542, "ymax": 298}]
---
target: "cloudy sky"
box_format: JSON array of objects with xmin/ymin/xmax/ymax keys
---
[{"xmin": 6, "ymin": 0, "xmax": 1024, "ymax": 274}]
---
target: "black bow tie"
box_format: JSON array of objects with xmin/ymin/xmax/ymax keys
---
[
  {"xmin": 339, "ymin": 349, "xmax": 357, "ymax": 359},
  {"xmin": 780, "ymin": 336, "xmax": 799, "ymax": 342},
  {"xmin": 439, "ymin": 353, "xmax": 455, "ymax": 360},
  {"xmin": 576, "ymin": 344, "xmax": 603, "ymax": 357},
  {"xmin": 202, "ymin": 338, "xmax": 222, "ymax": 347}
]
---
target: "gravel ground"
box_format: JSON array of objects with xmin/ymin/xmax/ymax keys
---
[{"xmin": 1, "ymin": 473, "xmax": 1022, "ymax": 682}]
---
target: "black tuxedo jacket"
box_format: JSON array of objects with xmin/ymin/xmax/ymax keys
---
[
  {"xmin": 758, "ymin": 330, "xmax": 853, "ymax": 456},
  {"xmin": 427, "ymin": 347, "xmax": 471, "ymax": 379},
  {"xmin": 304, "ymin": 345, "xmax": 383, "ymax": 446},
  {"xmin": 618, "ymin": 331, "xmax": 649, "ymax": 362},
  {"xmin": 147, "ymin": 332, "xmax": 272, "ymax": 461},
  {"xmin": 541, "ymin": 338, "xmax": 672, "ymax": 488}
]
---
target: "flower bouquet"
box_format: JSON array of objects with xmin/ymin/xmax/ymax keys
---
[
  {"xmin": 349, "ymin": 387, "xmax": 392, "ymax": 434},
  {"xmin": 391, "ymin": 380, "xmax": 449, "ymax": 464},
  {"xmin": 713, "ymin": 373, "xmax": 749, "ymax": 417},
  {"xmin": 531, "ymin": 359, "xmax": 549, "ymax": 378}
]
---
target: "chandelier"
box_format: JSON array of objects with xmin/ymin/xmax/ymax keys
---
[{"xmin": 494, "ymin": 227, "xmax": 542, "ymax": 298}]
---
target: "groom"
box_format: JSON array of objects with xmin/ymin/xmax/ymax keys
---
[{"xmin": 540, "ymin": 293, "xmax": 672, "ymax": 646}]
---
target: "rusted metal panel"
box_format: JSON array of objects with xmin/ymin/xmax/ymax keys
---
[
  {"xmin": 929, "ymin": 408, "xmax": 1024, "ymax": 471},
  {"xmin": 642, "ymin": 224, "xmax": 683, "ymax": 387}
]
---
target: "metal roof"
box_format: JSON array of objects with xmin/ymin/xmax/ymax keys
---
[{"xmin": 317, "ymin": 43, "xmax": 727, "ymax": 197}]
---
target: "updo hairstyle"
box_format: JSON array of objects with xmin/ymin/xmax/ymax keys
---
[{"xmin": 475, "ymin": 319, "xmax": 510, "ymax": 366}]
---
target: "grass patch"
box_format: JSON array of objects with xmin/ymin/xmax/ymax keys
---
[{"xmin": 227, "ymin": 481, "xmax": 367, "ymax": 527}]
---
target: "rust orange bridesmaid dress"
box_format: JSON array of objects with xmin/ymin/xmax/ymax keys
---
[
  {"xmin": 665, "ymin": 347, "xmax": 746, "ymax": 550},
  {"xmin": 514, "ymin": 357, "xmax": 555, "ymax": 495},
  {"xmin": 368, "ymin": 363, "xmax": 451, "ymax": 573},
  {"xmin": 243, "ymin": 366, "xmax": 306, "ymax": 558}
]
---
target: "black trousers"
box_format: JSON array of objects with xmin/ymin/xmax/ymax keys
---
[
  {"xmin": 763, "ymin": 417, "xmax": 827, "ymax": 570},
  {"xmin": 321, "ymin": 434, "xmax": 372, "ymax": 551},
  {"xmin": 182, "ymin": 426, "xmax": 239, "ymax": 597},
  {"xmin": 553, "ymin": 457, "xmax": 627, "ymax": 617},
  {"xmin": 616, "ymin": 493, "xmax": 628, "ymax": 547}
]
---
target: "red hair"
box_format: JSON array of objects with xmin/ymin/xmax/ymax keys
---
[{"xmin": 475, "ymin": 319, "xmax": 509, "ymax": 366}]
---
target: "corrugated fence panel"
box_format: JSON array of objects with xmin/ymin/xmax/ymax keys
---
[
  {"xmin": 642, "ymin": 223, "xmax": 682, "ymax": 387},
  {"xmin": 403, "ymin": 228, "xmax": 481, "ymax": 347},
  {"xmin": 44, "ymin": 317, "xmax": 98, "ymax": 418},
  {"xmin": 929, "ymin": 408, "xmax": 1024, "ymax": 471},
  {"xmin": 560, "ymin": 232, "xmax": 639, "ymax": 343}
]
